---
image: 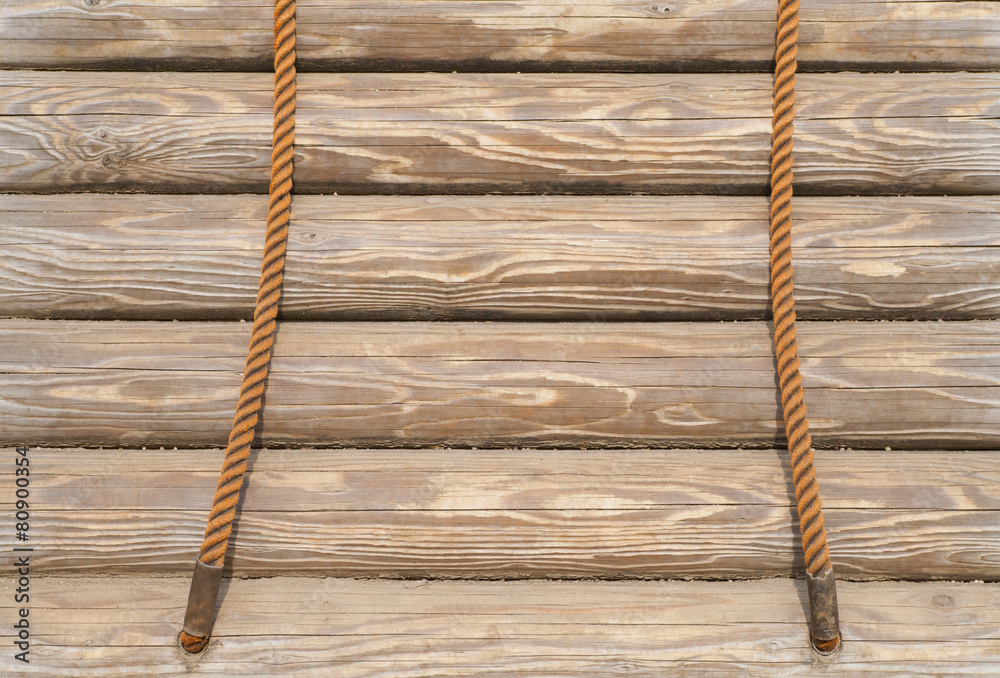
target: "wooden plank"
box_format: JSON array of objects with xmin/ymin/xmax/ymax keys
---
[
  {"xmin": 2, "ymin": 1, "xmax": 998, "ymax": 71},
  {"xmin": 3, "ymin": 576, "xmax": 998, "ymax": 676},
  {"xmin": 3, "ymin": 72, "xmax": 1000, "ymax": 194},
  {"xmin": 1, "ymin": 320, "xmax": 997, "ymax": 450},
  {"xmin": 3, "ymin": 447, "xmax": 996, "ymax": 579},
  {"xmin": 4, "ymin": 194, "xmax": 999, "ymax": 322}
]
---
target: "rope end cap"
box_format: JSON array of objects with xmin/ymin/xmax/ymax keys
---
[
  {"xmin": 810, "ymin": 633, "xmax": 841, "ymax": 656},
  {"xmin": 179, "ymin": 630, "xmax": 210, "ymax": 654}
]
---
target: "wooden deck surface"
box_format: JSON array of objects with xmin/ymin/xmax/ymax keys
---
[
  {"xmin": 3, "ymin": 0, "xmax": 998, "ymax": 70},
  {"xmin": 2, "ymin": 577, "xmax": 998, "ymax": 676},
  {"xmin": 4, "ymin": 72, "xmax": 1000, "ymax": 194},
  {"xmin": 3, "ymin": 448, "xmax": 997, "ymax": 580},
  {"xmin": 2, "ymin": 0, "xmax": 999, "ymax": 674},
  {"xmin": 3, "ymin": 320, "xmax": 999, "ymax": 449},
  {"xmin": 5, "ymin": 194, "xmax": 1000, "ymax": 321}
]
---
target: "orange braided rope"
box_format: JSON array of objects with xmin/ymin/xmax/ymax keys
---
[
  {"xmin": 180, "ymin": 0, "xmax": 296, "ymax": 654},
  {"xmin": 770, "ymin": 0, "xmax": 841, "ymax": 654}
]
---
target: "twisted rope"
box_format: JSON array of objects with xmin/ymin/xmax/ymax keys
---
[
  {"xmin": 770, "ymin": 0, "xmax": 840, "ymax": 654},
  {"xmin": 180, "ymin": 0, "xmax": 295, "ymax": 654}
]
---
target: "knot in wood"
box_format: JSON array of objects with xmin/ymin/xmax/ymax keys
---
[{"xmin": 101, "ymin": 152, "xmax": 129, "ymax": 170}]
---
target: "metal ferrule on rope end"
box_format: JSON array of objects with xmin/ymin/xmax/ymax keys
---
[
  {"xmin": 180, "ymin": 558, "xmax": 224, "ymax": 653},
  {"xmin": 806, "ymin": 568, "xmax": 841, "ymax": 655}
]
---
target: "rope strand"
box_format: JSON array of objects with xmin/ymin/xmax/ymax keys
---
[
  {"xmin": 180, "ymin": 0, "xmax": 296, "ymax": 653},
  {"xmin": 769, "ymin": 0, "xmax": 841, "ymax": 654}
]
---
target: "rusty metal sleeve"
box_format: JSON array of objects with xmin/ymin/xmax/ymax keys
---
[
  {"xmin": 807, "ymin": 569, "xmax": 841, "ymax": 654},
  {"xmin": 182, "ymin": 560, "xmax": 224, "ymax": 639}
]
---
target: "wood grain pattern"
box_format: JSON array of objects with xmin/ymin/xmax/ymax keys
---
[
  {"xmin": 4, "ymin": 194, "xmax": 999, "ymax": 321},
  {"xmin": 3, "ymin": 576, "xmax": 998, "ymax": 676},
  {"xmin": 3, "ymin": 72, "xmax": 1000, "ymax": 194},
  {"xmin": 1, "ymin": 320, "xmax": 997, "ymax": 450},
  {"xmin": 2, "ymin": 1, "xmax": 998, "ymax": 71},
  {"xmin": 3, "ymin": 447, "xmax": 997, "ymax": 579},
  {"xmin": 3, "ymin": 6, "xmax": 996, "ymax": 672}
]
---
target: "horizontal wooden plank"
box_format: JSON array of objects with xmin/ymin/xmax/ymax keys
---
[
  {"xmin": 2, "ymin": 320, "xmax": 998, "ymax": 449},
  {"xmin": 3, "ymin": 577, "xmax": 998, "ymax": 676},
  {"xmin": 3, "ymin": 72, "xmax": 1000, "ymax": 194},
  {"xmin": 18, "ymin": 448, "xmax": 999, "ymax": 511},
  {"xmin": 4, "ymin": 448, "xmax": 997, "ymax": 579},
  {"xmin": 2, "ymin": 1, "xmax": 998, "ymax": 71},
  {"xmin": 4, "ymin": 194, "xmax": 999, "ymax": 321}
]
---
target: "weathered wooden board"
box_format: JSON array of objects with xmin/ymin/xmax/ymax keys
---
[
  {"xmin": 3, "ymin": 576, "xmax": 998, "ymax": 676},
  {"xmin": 3, "ymin": 447, "xmax": 996, "ymax": 578},
  {"xmin": 17, "ymin": 448, "xmax": 999, "ymax": 511},
  {"xmin": 2, "ymin": 320, "xmax": 998, "ymax": 449},
  {"xmin": 4, "ymin": 72, "xmax": 1000, "ymax": 194},
  {"xmin": 2, "ymin": 1, "xmax": 998, "ymax": 71},
  {"xmin": 4, "ymin": 194, "xmax": 999, "ymax": 321}
]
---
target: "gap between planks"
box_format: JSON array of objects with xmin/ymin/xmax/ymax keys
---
[{"xmin": 1, "ymin": 447, "xmax": 997, "ymax": 580}]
